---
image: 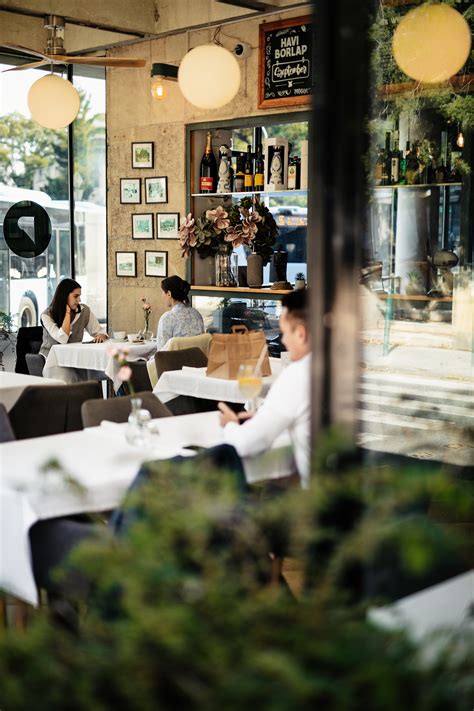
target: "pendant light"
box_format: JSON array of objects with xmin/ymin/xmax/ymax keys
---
[
  {"xmin": 178, "ymin": 43, "xmax": 240, "ymax": 109},
  {"xmin": 28, "ymin": 72, "xmax": 80, "ymax": 129}
]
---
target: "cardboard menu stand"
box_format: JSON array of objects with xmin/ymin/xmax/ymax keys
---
[{"xmin": 206, "ymin": 326, "xmax": 271, "ymax": 380}]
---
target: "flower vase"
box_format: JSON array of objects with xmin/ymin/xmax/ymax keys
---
[
  {"xmin": 246, "ymin": 252, "xmax": 263, "ymax": 288},
  {"xmin": 215, "ymin": 245, "xmax": 237, "ymax": 287},
  {"xmin": 193, "ymin": 253, "xmax": 216, "ymax": 286},
  {"xmin": 126, "ymin": 397, "xmax": 152, "ymax": 446}
]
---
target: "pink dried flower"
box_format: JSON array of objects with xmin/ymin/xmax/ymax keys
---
[
  {"xmin": 206, "ymin": 206, "xmax": 230, "ymax": 230},
  {"xmin": 118, "ymin": 365, "xmax": 132, "ymax": 382}
]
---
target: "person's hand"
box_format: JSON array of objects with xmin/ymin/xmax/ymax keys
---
[
  {"xmin": 94, "ymin": 333, "xmax": 109, "ymax": 343},
  {"xmin": 218, "ymin": 402, "xmax": 253, "ymax": 427}
]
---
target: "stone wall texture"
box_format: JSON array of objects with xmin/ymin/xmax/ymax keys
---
[{"xmin": 107, "ymin": 6, "xmax": 311, "ymax": 334}]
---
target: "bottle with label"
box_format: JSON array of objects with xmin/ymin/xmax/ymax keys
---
[
  {"xmin": 217, "ymin": 144, "xmax": 233, "ymax": 194},
  {"xmin": 381, "ymin": 131, "xmax": 392, "ymax": 185},
  {"xmin": 399, "ymin": 142, "xmax": 409, "ymax": 185},
  {"xmin": 390, "ymin": 133, "xmax": 400, "ymax": 185},
  {"xmin": 374, "ymin": 147, "xmax": 384, "ymax": 185},
  {"xmin": 405, "ymin": 141, "xmax": 419, "ymax": 185},
  {"xmin": 233, "ymin": 154, "xmax": 246, "ymax": 192},
  {"xmin": 269, "ymin": 146, "xmax": 284, "ymax": 189},
  {"xmin": 244, "ymin": 144, "xmax": 254, "ymax": 192},
  {"xmin": 199, "ymin": 130, "xmax": 217, "ymax": 193},
  {"xmin": 254, "ymin": 145, "xmax": 264, "ymax": 192},
  {"xmin": 287, "ymin": 156, "xmax": 301, "ymax": 190}
]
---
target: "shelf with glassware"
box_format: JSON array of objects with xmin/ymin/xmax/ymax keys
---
[{"xmin": 185, "ymin": 114, "xmax": 309, "ymax": 301}]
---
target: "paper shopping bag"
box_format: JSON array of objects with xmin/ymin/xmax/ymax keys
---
[{"xmin": 206, "ymin": 326, "xmax": 271, "ymax": 380}]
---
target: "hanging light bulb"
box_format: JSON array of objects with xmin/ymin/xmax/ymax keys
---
[
  {"xmin": 151, "ymin": 76, "xmax": 167, "ymax": 100},
  {"xmin": 456, "ymin": 131, "xmax": 464, "ymax": 148}
]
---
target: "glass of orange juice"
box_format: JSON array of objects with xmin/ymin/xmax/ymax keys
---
[{"xmin": 237, "ymin": 363, "xmax": 263, "ymax": 412}]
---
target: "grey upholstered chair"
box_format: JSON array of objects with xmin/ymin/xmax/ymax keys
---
[
  {"xmin": 154, "ymin": 347, "xmax": 216, "ymax": 416},
  {"xmin": 0, "ymin": 403, "xmax": 15, "ymax": 443},
  {"xmin": 25, "ymin": 353, "xmax": 45, "ymax": 377},
  {"xmin": 81, "ymin": 391, "xmax": 171, "ymax": 428},
  {"xmin": 9, "ymin": 381, "xmax": 102, "ymax": 440}
]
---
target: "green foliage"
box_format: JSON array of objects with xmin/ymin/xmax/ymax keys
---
[
  {"xmin": 0, "ymin": 311, "xmax": 14, "ymax": 332},
  {"xmin": 0, "ymin": 453, "xmax": 472, "ymax": 709}
]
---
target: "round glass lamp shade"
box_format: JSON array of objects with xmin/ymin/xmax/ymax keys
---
[
  {"xmin": 392, "ymin": 3, "xmax": 471, "ymax": 84},
  {"xmin": 178, "ymin": 44, "xmax": 241, "ymax": 109},
  {"xmin": 28, "ymin": 74, "xmax": 80, "ymax": 129}
]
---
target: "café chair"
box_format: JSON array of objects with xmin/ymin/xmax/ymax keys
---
[
  {"xmin": 154, "ymin": 347, "xmax": 216, "ymax": 416},
  {"xmin": 15, "ymin": 326, "xmax": 43, "ymax": 374},
  {"xmin": 0, "ymin": 403, "xmax": 15, "ymax": 443},
  {"xmin": 81, "ymin": 391, "xmax": 172, "ymax": 428},
  {"xmin": 25, "ymin": 353, "xmax": 45, "ymax": 377},
  {"xmin": 147, "ymin": 334, "xmax": 212, "ymax": 388},
  {"xmin": 9, "ymin": 381, "xmax": 102, "ymax": 440}
]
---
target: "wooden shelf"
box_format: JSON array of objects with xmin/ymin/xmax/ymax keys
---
[
  {"xmin": 373, "ymin": 182, "xmax": 461, "ymax": 190},
  {"xmin": 376, "ymin": 293, "xmax": 452, "ymax": 302},
  {"xmin": 191, "ymin": 189, "xmax": 308, "ymax": 198},
  {"xmin": 190, "ymin": 285, "xmax": 293, "ymax": 295}
]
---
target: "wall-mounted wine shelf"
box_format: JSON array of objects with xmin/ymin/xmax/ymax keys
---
[
  {"xmin": 373, "ymin": 182, "xmax": 462, "ymax": 190},
  {"xmin": 191, "ymin": 189, "xmax": 308, "ymax": 198}
]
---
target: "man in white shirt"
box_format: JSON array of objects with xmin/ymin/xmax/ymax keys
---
[{"xmin": 218, "ymin": 289, "xmax": 311, "ymax": 488}]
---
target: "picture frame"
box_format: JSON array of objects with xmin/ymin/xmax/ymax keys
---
[
  {"xmin": 120, "ymin": 178, "xmax": 141, "ymax": 204},
  {"xmin": 145, "ymin": 176, "xmax": 168, "ymax": 204},
  {"xmin": 145, "ymin": 250, "xmax": 168, "ymax": 278},
  {"xmin": 157, "ymin": 212, "xmax": 180, "ymax": 240},
  {"xmin": 116, "ymin": 251, "xmax": 137, "ymax": 277},
  {"xmin": 132, "ymin": 141, "xmax": 154, "ymax": 169},
  {"xmin": 258, "ymin": 15, "xmax": 312, "ymax": 109},
  {"xmin": 132, "ymin": 213, "xmax": 154, "ymax": 240}
]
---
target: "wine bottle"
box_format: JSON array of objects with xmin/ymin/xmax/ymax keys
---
[
  {"xmin": 287, "ymin": 156, "xmax": 300, "ymax": 190},
  {"xmin": 244, "ymin": 144, "xmax": 254, "ymax": 192},
  {"xmin": 199, "ymin": 130, "xmax": 217, "ymax": 193},
  {"xmin": 381, "ymin": 131, "xmax": 392, "ymax": 185},
  {"xmin": 391, "ymin": 133, "xmax": 400, "ymax": 185},
  {"xmin": 254, "ymin": 145, "xmax": 264, "ymax": 192},
  {"xmin": 234, "ymin": 153, "xmax": 246, "ymax": 192}
]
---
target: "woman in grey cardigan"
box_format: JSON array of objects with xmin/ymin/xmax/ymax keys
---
[{"xmin": 40, "ymin": 278, "xmax": 108, "ymax": 363}]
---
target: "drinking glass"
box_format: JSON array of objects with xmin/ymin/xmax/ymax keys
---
[{"xmin": 237, "ymin": 363, "xmax": 263, "ymax": 412}]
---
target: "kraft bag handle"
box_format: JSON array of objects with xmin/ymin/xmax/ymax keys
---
[{"xmin": 231, "ymin": 325, "xmax": 249, "ymax": 334}]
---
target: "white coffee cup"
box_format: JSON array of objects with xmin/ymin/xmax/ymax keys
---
[
  {"xmin": 127, "ymin": 333, "xmax": 139, "ymax": 343},
  {"xmin": 113, "ymin": 331, "xmax": 126, "ymax": 340}
]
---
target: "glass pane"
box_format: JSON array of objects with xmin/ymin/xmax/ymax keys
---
[
  {"xmin": 72, "ymin": 71, "xmax": 106, "ymax": 325},
  {"xmin": 0, "ymin": 65, "xmax": 70, "ymax": 327},
  {"xmin": 359, "ymin": 6, "xmax": 474, "ymax": 467}
]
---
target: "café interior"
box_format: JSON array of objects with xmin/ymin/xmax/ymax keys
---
[{"xmin": 0, "ymin": 0, "xmax": 473, "ymax": 706}]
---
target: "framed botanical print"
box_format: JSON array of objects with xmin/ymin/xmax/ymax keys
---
[
  {"xmin": 145, "ymin": 176, "xmax": 168, "ymax": 204},
  {"xmin": 120, "ymin": 178, "xmax": 141, "ymax": 204},
  {"xmin": 132, "ymin": 141, "xmax": 154, "ymax": 169},
  {"xmin": 132, "ymin": 213, "xmax": 154, "ymax": 240},
  {"xmin": 116, "ymin": 251, "xmax": 137, "ymax": 277},
  {"xmin": 145, "ymin": 250, "xmax": 168, "ymax": 277},
  {"xmin": 157, "ymin": 212, "xmax": 180, "ymax": 240}
]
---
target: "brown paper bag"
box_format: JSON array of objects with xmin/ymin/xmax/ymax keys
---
[{"xmin": 206, "ymin": 326, "xmax": 271, "ymax": 380}]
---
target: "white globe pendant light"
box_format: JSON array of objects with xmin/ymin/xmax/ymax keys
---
[
  {"xmin": 392, "ymin": 3, "xmax": 471, "ymax": 84},
  {"xmin": 28, "ymin": 74, "xmax": 80, "ymax": 129},
  {"xmin": 178, "ymin": 44, "xmax": 241, "ymax": 109}
]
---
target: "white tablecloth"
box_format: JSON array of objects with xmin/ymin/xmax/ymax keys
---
[
  {"xmin": 0, "ymin": 411, "xmax": 293, "ymax": 605},
  {"xmin": 0, "ymin": 372, "xmax": 65, "ymax": 411},
  {"xmin": 43, "ymin": 340, "xmax": 157, "ymax": 391},
  {"xmin": 154, "ymin": 356, "xmax": 284, "ymax": 404}
]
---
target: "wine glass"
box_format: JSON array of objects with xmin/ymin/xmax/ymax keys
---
[{"xmin": 237, "ymin": 363, "xmax": 263, "ymax": 413}]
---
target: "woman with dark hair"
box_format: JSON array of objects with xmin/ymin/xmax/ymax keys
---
[
  {"xmin": 156, "ymin": 275, "xmax": 204, "ymax": 350},
  {"xmin": 40, "ymin": 278, "xmax": 108, "ymax": 363}
]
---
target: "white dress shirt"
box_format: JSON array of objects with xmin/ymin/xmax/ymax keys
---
[
  {"xmin": 41, "ymin": 307, "xmax": 104, "ymax": 344},
  {"xmin": 223, "ymin": 353, "xmax": 311, "ymax": 488}
]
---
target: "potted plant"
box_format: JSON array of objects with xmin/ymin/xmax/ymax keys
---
[
  {"xmin": 0, "ymin": 311, "xmax": 16, "ymax": 372},
  {"xmin": 294, "ymin": 272, "xmax": 306, "ymax": 290}
]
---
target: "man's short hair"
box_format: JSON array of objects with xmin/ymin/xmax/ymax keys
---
[{"xmin": 281, "ymin": 289, "xmax": 308, "ymax": 325}]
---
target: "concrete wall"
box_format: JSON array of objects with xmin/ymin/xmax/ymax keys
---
[{"xmin": 106, "ymin": 5, "xmax": 311, "ymax": 335}]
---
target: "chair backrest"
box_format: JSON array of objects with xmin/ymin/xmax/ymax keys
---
[
  {"xmin": 165, "ymin": 333, "xmax": 212, "ymax": 356},
  {"xmin": 123, "ymin": 361, "xmax": 152, "ymax": 396},
  {"xmin": 25, "ymin": 353, "xmax": 45, "ymax": 377},
  {"xmin": 15, "ymin": 326, "xmax": 43, "ymax": 374},
  {"xmin": 0, "ymin": 403, "xmax": 15, "ymax": 443},
  {"xmin": 81, "ymin": 391, "xmax": 171, "ymax": 428},
  {"xmin": 9, "ymin": 381, "xmax": 102, "ymax": 440},
  {"xmin": 154, "ymin": 347, "xmax": 208, "ymax": 380}
]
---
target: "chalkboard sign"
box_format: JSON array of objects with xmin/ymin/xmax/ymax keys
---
[{"xmin": 258, "ymin": 15, "xmax": 312, "ymax": 109}]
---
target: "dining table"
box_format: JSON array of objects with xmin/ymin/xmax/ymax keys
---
[
  {"xmin": 43, "ymin": 339, "xmax": 157, "ymax": 391},
  {"xmin": 0, "ymin": 371, "xmax": 65, "ymax": 411},
  {"xmin": 153, "ymin": 356, "xmax": 284, "ymax": 404},
  {"xmin": 0, "ymin": 410, "xmax": 294, "ymax": 606}
]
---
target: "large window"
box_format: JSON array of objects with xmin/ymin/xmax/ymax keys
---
[{"xmin": 0, "ymin": 61, "xmax": 106, "ymax": 327}]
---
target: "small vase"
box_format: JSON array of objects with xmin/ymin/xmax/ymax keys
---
[
  {"xmin": 294, "ymin": 279, "xmax": 306, "ymax": 290},
  {"xmin": 247, "ymin": 252, "xmax": 263, "ymax": 288},
  {"xmin": 126, "ymin": 397, "xmax": 152, "ymax": 447},
  {"xmin": 193, "ymin": 253, "xmax": 216, "ymax": 286},
  {"xmin": 215, "ymin": 245, "xmax": 237, "ymax": 287}
]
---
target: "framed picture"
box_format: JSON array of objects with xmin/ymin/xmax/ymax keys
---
[
  {"xmin": 157, "ymin": 212, "xmax": 180, "ymax": 240},
  {"xmin": 120, "ymin": 178, "xmax": 141, "ymax": 204},
  {"xmin": 132, "ymin": 141, "xmax": 154, "ymax": 169},
  {"xmin": 116, "ymin": 251, "xmax": 137, "ymax": 277},
  {"xmin": 145, "ymin": 176, "xmax": 168, "ymax": 204},
  {"xmin": 145, "ymin": 250, "xmax": 168, "ymax": 278},
  {"xmin": 132, "ymin": 213, "xmax": 154, "ymax": 240},
  {"xmin": 258, "ymin": 15, "xmax": 312, "ymax": 109}
]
